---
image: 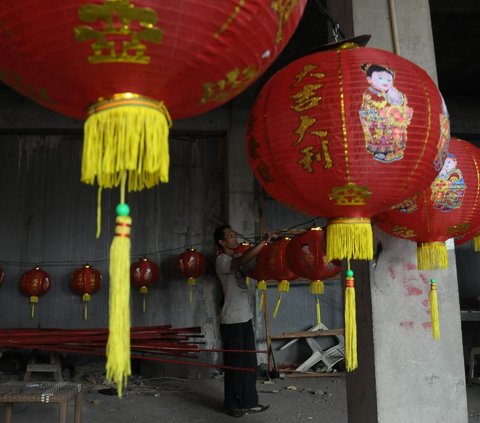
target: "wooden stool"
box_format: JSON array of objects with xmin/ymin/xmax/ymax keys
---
[
  {"xmin": 24, "ymin": 352, "xmax": 63, "ymax": 382},
  {"xmin": 0, "ymin": 381, "xmax": 82, "ymax": 423}
]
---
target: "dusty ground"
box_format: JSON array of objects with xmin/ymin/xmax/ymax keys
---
[{"xmin": 0, "ymin": 354, "xmax": 479, "ymax": 422}]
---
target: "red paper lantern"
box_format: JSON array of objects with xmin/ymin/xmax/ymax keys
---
[
  {"xmin": 19, "ymin": 267, "xmax": 52, "ymax": 318},
  {"xmin": 374, "ymin": 138, "xmax": 480, "ymax": 270},
  {"xmin": 176, "ymin": 248, "xmax": 206, "ymax": 303},
  {"xmin": 285, "ymin": 227, "xmax": 341, "ymax": 325},
  {"xmin": 246, "ymin": 44, "xmax": 450, "ymax": 262},
  {"xmin": 264, "ymin": 237, "xmax": 298, "ymax": 318},
  {"xmin": 71, "ymin": 264, "xmax": 103, "ymax": 320},
  {"xmin": 130, "ymin": 257, "xmax": 159, "ymax": 312}
]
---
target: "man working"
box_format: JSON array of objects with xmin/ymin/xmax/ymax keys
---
[{"xmin": 213, "ymin": 224, "xmax": 275, "ymax": 417}]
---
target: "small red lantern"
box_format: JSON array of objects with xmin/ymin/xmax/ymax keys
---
[
  {"xmin": 264, "ymin": 237, "xmax": 298, "ymax": 318},
  {"xmin": 176, "ymin": 248, "xmax": 206, "ymax": 303},
  {"xmin": 130, "ymin": 257, "xmax": 159, "ymax": 312},
  {"xmin": 71, "ymin": 264, "xmax": 102, "ymax": 320},
  {"xmin": 0, "ymin": 268, "xmax": 4, "ymax": 287},
  {"xmin": 19, "ymin": 267, "xmax": 51, "ymax": 318},
  {"xmin": 286, "ymin": 227, "xmax": 341, "ymax": 325}
]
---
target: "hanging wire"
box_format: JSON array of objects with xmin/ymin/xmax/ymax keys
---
[{"xmin": 314, "ymin": 0, "xmax": 345, "ymax": 41}]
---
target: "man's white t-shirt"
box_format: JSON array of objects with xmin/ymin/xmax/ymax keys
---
[{"xmin": 216, "ymin": 253, "xmax": 254, "ymax": 324}]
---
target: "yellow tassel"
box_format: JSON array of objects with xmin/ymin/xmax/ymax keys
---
[
  {"xmin": 310, "ymin": 280, "xmax": 324, "ymax": 295},
  {"xmin": 316, "ymin": 297, "xmax": 321, "ymax": 326},
  {"xmin": 140, "ymin": 287, "xmax": 148, "ymax": 313},
  {"xmin": 83, "ymin": 293, "xmax": 91, "ymax": 321},
  {"xmin": 417, "ymin": 242, "xmax": 448, "ymax": 270},
  {"xmin": 82, "ymin": 93, "xmax": 171, "ymax": 192},
  {"xmin": 30, "ymin": 296, "xmax": 38, "ymax": 319},
  {"xmin": 257, "ymin": 280, "xmax": 267, "ymax": 311},
  {"xmin": 345, "ymin": 269, "xmax": 358, "ymax": 371},
  {"xmin": 474, "ymin": 235, "xmax": 480, "ymax": 252},
  {"xmin": 326, "ymin": 218, "xmax": 373, "ymax": 261},
  {"xmin": 273, "ymin": 280, "xmax": 290, "ymax": 318},
  {"xmin": 187, "ymin": 277, "xmax": 196, "ymax": 304},
  {"xmin": 430, "ymin": 278, "xmax": 440, "ymax": 340},
  {"xmin": 106, "ymin": 211, "xmax": 132, "ymax": 397}
]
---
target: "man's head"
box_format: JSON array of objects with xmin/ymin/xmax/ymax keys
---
[{"xmin": 214, "ymin": 224, "xmax": 239, "ymax": 252}]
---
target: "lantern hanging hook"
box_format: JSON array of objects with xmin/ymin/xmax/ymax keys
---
[{"xmin": 314, "ymin": 0, "xmax": 345, "ymax": 41}]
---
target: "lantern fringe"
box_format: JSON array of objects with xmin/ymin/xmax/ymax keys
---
[
  {"xmin": 430, "ymin": 278, "xmax": 440, "ymax": 340},
  {"xmin": 187, "ymin": 277, "xmax": 196, "ymax": 304},
  {"xmin": 140, "ymin": 287, "xmax": 148, "ymax": 313},
  {"xmin": 310, "ymin": 280, "xmax": 324, "ymax": 326},
  {"xmin": 417, "ymin": 242, "xmax": 448, "ymax": 270},
  {"xmin": 344, "ymin": 269, "xmax": 358, "ymax": 371},
  {"xmin": 106, "ymin": 211, "xmax": 132, "ymax": 398},
  {"xmin": 30, "ymin": 296, "xmax": 38, "ymax": 319},
  {"xmin": 257, "ymin": 280, "xmax": 267, "ymax": 311},
  {"xmin": 474, "ymin": 235, "xmax": 480, "ymax": 252},
  {"xmin": 273, "ymin": 280, "xmax": 289, "ymax": 318},
  {"xmin": 326, "ymin": 218, "xmax": 373, "ymax": 261},
  {"xmin": 83, "ymin": 293, "xmax": 91, "ymax": 321},
  {"xmin": 82, "ymin": 94, "xmax": 171, "ymax": 192}
]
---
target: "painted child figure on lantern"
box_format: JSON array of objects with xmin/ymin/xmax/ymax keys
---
[
  {"xmin": 359, "ymin": 63, "xmax": 413, "ymax": 163},
  {"xmin": 214, "ymin": 224, "xmax": 274, "ymax": 418},
  {"xmin": 430, "ymin": 152, "xmax": 466, "ymax": 211}
]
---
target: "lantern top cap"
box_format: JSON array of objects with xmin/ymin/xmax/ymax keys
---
[
  {"xmin": 310, "ymin": 227, "xmax": 322, "ymax": 231},
  {"xmin": 83, "ymin": 264, "xmax": 91, "ymax": 268}
]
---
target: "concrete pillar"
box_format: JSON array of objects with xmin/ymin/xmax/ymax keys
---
[{"xmin": 326, "ymin": 1, "xmax": 468, "ymax": 422}]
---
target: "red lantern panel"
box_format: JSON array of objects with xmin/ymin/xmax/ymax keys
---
[
  {"xmin": 265, "ymin": 238, "xmax": 298, "ymax": 282},
  {"xmin": 0, "ymin": 0, "xmax": 306, "ymax": 120},
  {"xmin": 286, "ymin": 227, "xmax": 341, "ymax": 281},
  {"xmin": 247, "ymin": 45, "xmax": 448, "ymax": 220},
  {"xmin": 176, "ymin": 249, "xmax": 206, "ymax": 279},
  {"xmin": 130, "ymin": 257, "xmax": 160, "ymax": 289},
  {"xmin": 374, "ymin": 138, "xmax": 480, "ymax": 268},
  {"xmin": 19, "ymin": 267, "xmax": 51, "ymax": 298},
  {"xmin": 71, "ymin": 264, "xmax": 102, "ymax": 296}
]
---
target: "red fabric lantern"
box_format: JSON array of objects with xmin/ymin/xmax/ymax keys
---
[
  {"xmin": 246, "ymin": 44, "xmax": 450, "ymax": 262},
  {"xmin": 130, "ymin": 257, "xmax": 159, "ymax": 312},
  {"xmin": 71, "ymin": 264, "xmax": 103, "ymax": 320},
  {"xmin": 176, "ymin": 248, "xmax": 206, "ymax": 303},
  {"xmin": 264, "ymin": 237, "xmax": 298, "ymax": 318},
  {"xmin": 19, "ymin": 267, "xmax": 51, "ymax": 318},
  {"xmin": 285, "ymin": 227, "xmax": 341, "ymax": 325},
  {"xmin": 374, "ymin": 138, "xmax": 480, "ymax": 270}
]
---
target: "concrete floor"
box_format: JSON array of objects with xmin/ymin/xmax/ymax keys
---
[{"xmin": 1, "ymin": 374, "xmax": 479, "ymax": 423}]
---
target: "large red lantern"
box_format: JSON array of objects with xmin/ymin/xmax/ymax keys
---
[
  {"xmin": 374, "ymin": 138, "xmax": 480, "ymax": 270},
  {"xmin": 130, "ymin": 257, "xmax": 159, "ymax": 312},
  {"xmin": 246, "ymin": 42, "xmax": 450, "ymax": 372},
  {"xmin": 246, "ymin": 241, "xmax": 275, "ymax": 310},
  {"xmin": 176, "ymin": 248, "xmax": 206, "ymax": 303},
  {"xmin": 264, "ymin": 237, "xmax": 298, "ymax": 318},
  {"xmin": 247, "ymin": 44, "xmax": 449, "ymax": 262},
  {"xmin": 286, "ymin": 227, "xmax": 341, "ymax": 325},
  {"xmin": 0, "ymin": 1, "xmax": 306, "ymax": 394},
  {"xmin": 19, "ymin": 267, "xmax": 51, "ymax": 318},
  {"xmin": 71, "ymin": 264, "xmax": 103, "ymax": 320}
]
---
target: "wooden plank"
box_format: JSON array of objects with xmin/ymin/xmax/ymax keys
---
[{"xmin": 270, "ymin": 328, "xmax": 344, "ymax": 340}]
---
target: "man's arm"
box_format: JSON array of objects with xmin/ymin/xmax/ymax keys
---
[{"xmin": 230, "ymin": 232, "xmax": 276, "ymax": 270}]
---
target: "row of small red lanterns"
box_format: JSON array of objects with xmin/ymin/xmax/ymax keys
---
[{"xmin": 0, "ymin": 248, "xmax": 206, "ymax": 319}]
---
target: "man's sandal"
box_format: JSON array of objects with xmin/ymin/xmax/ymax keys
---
[{"xmin": 248, "ymin": 404, "xmax": 269, "ymax": 413}]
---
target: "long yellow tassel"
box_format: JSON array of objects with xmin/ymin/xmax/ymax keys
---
[
  {"xmin": 257, "ymin": 280, "xmax": 267, "ymax": 311},
  {"xmin": 273, "ymin": 280, "xmax": 289, "ymax": 318},
  {"xmin": 474, "ymin": 235, "xmax": 480, "ymax": 252},
  {"xmin": 82, "ymin": 93, "xmax": 171, "ymax": 192},
  {"xmin": 106, "ymin": 176, "xmax": 131, "ymax": 397},
  {"xmin": 30, "ymin": 296, "xmax": 38, "ymax": 319},
  {"xmin": 417, "ymin": 242, "xmax": 448, "ymax": 270},
  {"xmin": 430, "ymin": 278, "xmax": 440, "ymax": 340},
  {"xmin": 310, "ymin": 280, "xmax": 324, "ymax": 326},
  {"xmin": 326, "ymin": 218, "xmax": 373, "ymax": 261},
  {"xmin": 187, "ymin": 277, "xmax": 196, "ymax": 304},
  {"xmin": 140, "ymin": 287, "xmax": 148, "ymax": 313},
  {"xmin": 83, "ymin": 293, "xmax": 91, "ymax": 321},
  {"xmin": 345, "ymin": 268, "xmax": 358, "ymax": 371}
]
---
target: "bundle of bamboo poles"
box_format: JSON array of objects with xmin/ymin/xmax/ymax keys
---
[{"xmin": 0, "ymin": 325, "xmax": 264, "ymax": 372}]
